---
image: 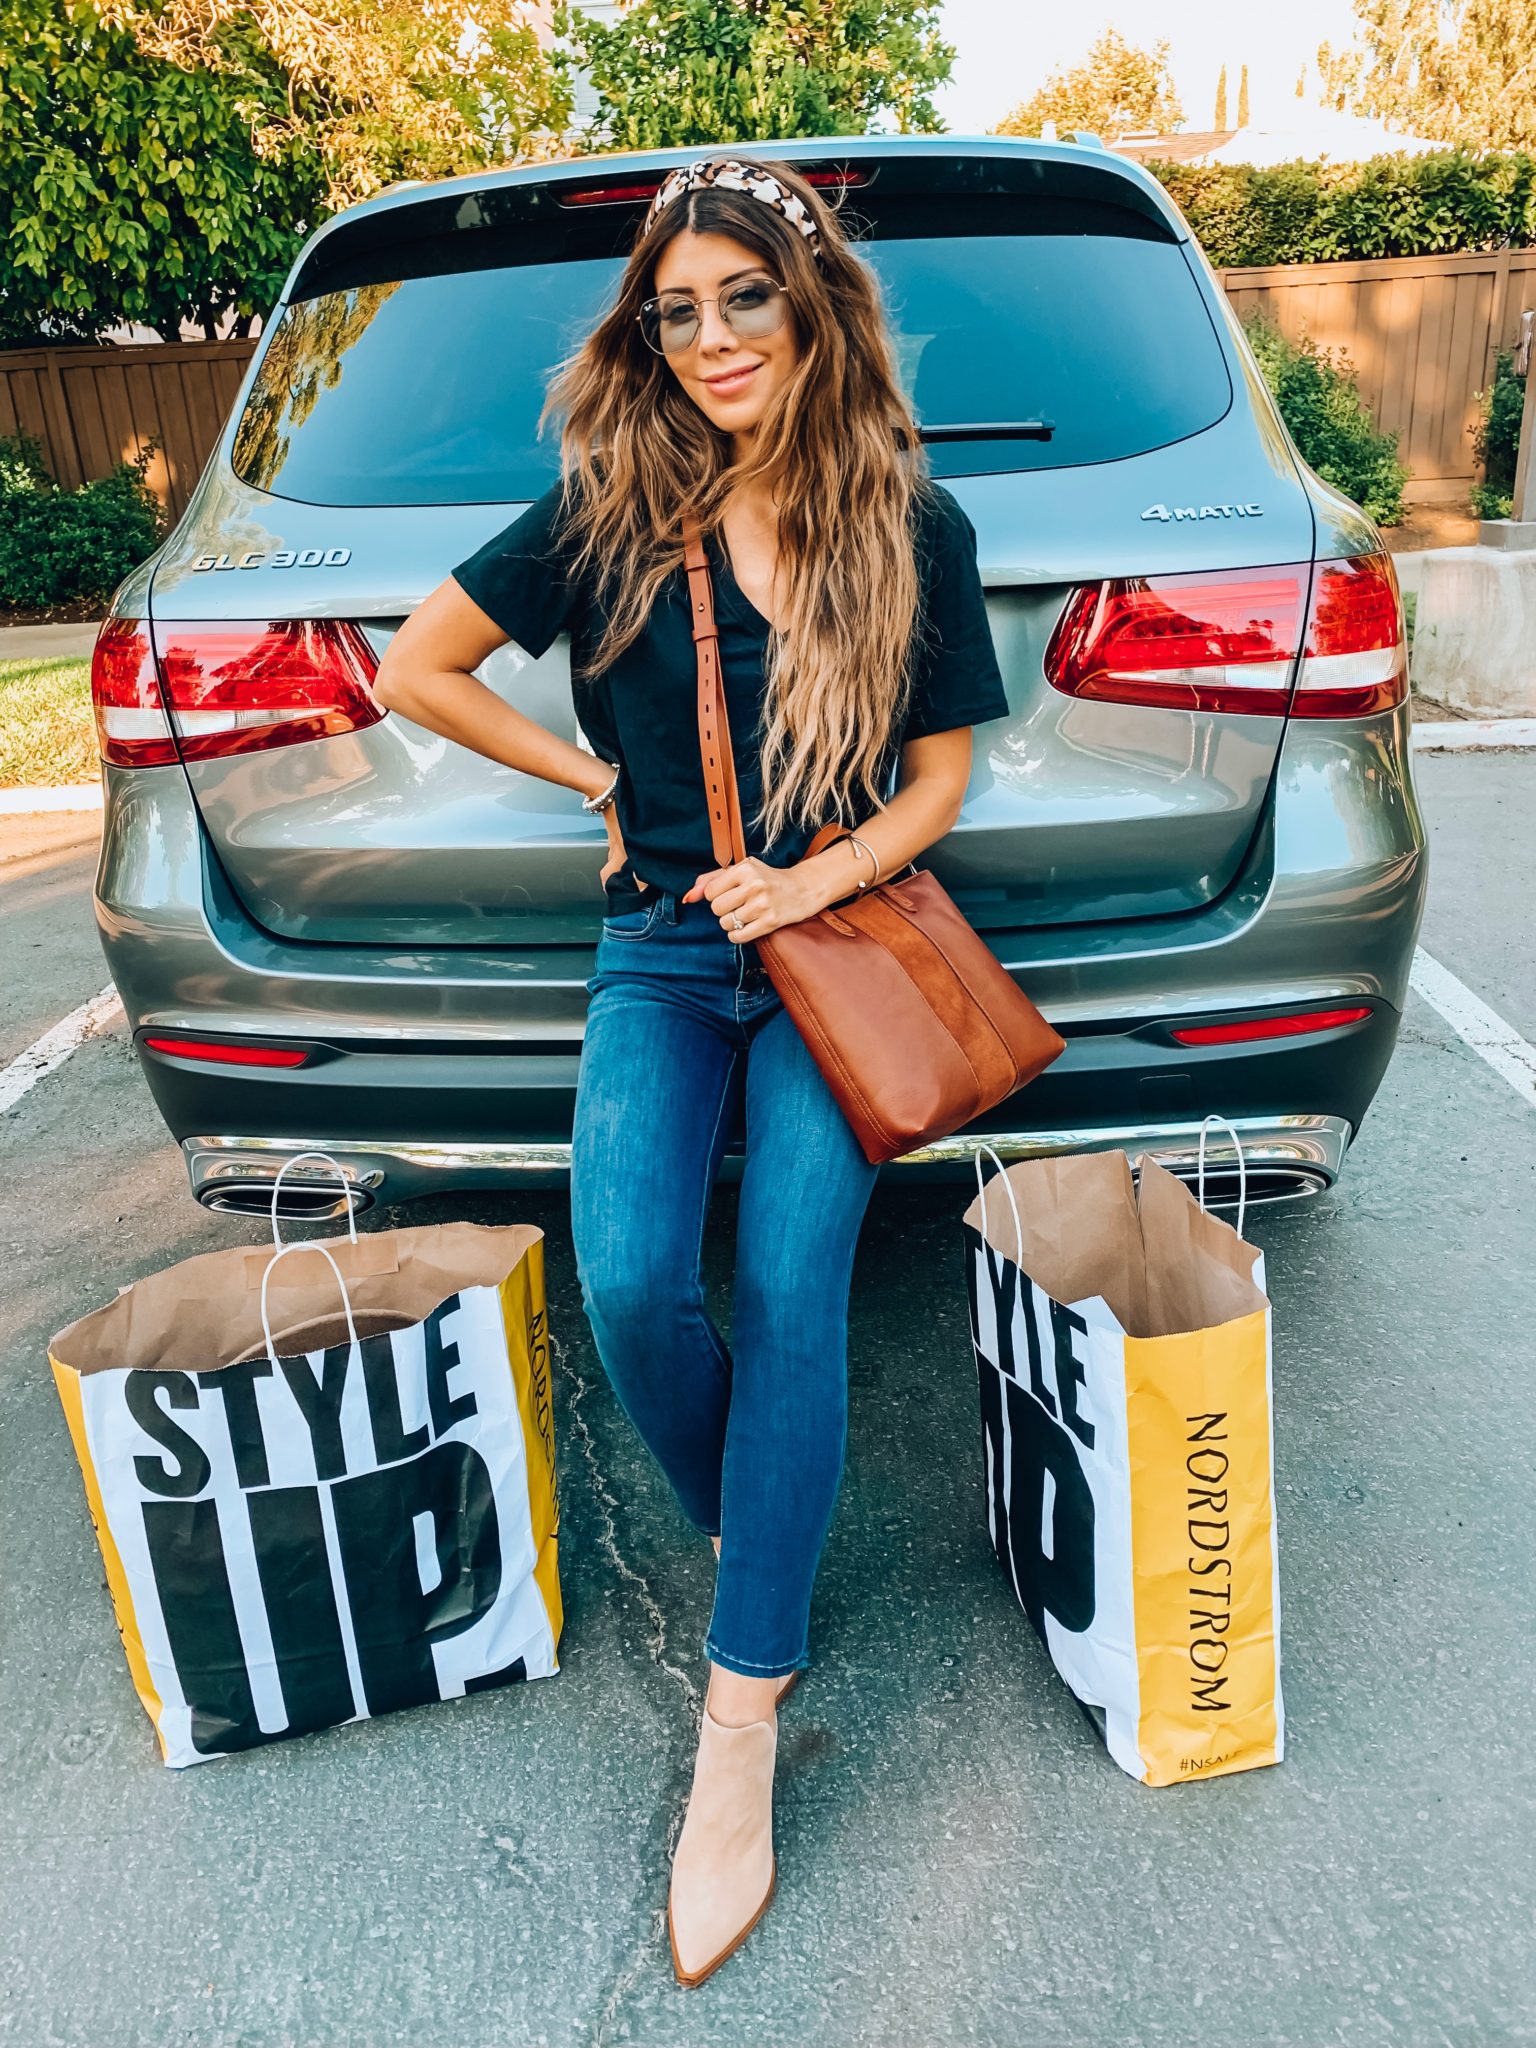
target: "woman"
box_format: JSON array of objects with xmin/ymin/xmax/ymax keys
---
[{"xmin": 373, "ymin": 154, "xmax": 1009, "ymax": 1986}]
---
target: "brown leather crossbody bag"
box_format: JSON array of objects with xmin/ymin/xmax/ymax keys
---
[{"xmin": 681, "ymin": 513, "xmax": 1065, "ymax": 1166}]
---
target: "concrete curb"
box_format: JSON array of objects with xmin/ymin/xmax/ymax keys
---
[
  {"xmin": 0, "ymin": 785, "xmax": 103, "ymax": 814},
  {"xmin": 1411, "ymin": 719, "xmax": 1536, "ymax": 752}
]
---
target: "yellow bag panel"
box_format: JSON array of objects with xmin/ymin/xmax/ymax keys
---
[
  {"xmin": 499, "ymin": 1246, "xmax": 563, "ymax": 1656},
  {"xmin": 49, "ymin": 1353, "xmax": 168, "ymax": 1759},
  {"xmin": 1125, "ymin": 1306, "xmax": 1281, "ymax": 1786}
]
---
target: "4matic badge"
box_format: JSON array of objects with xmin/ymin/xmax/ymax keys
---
[
  {"xmin": 1141, "ymin": 503, "xmax": 1263, "ymax": 521},
  {"xmin": 190, "ymin": 547, "xmax": 353, "ymax": 570}
]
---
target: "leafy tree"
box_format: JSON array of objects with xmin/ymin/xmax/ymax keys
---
[
  {"xmin": 0, "ymin": 0, "xmax": 322, "ymax": 343},
  {"xmin": 994, "ymin": 27, "xmax": 1183, "ymax": 141},
  {"xmin": 2, "ymin": 0, "xmax": 571, "ymax": 345},
  {"xmin": 1317, "ymin": 0, "xmax": 1536, "ymax": 153},
  {"xmin": 1237, "ymin": 63, "xmax": 1250, "ymax": 128},
  {"xmin": 555, "ymin": 0, "xmax": 955, "ymax": 150},
  {"xmin": 1215, "ymin": 63, "xmax": 1228, "ymax": 131},
  {"xmin": 102, "ymin": 0, "xmax": 575, "ymax": 207}
]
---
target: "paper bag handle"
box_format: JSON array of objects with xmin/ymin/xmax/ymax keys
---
[
  {"xmin": 1196, "ymin": 1114, "xmax": 1248, "ymax": 1241},
  {"xmin": 269, "ymin": 1151, "xmax": 360, "ymax": 1250},
  {"xmin": 260, "ymin": 1241, "xmax": 360, "ymax": 1370},
  {"xmin": 971, "ymin": 1142, "xmax": 1025, "ymax": 1267}
]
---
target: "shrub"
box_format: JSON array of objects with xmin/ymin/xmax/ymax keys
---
[
  {"xmin": 1241, "ymin": 311, "xmax": 1409, "ymax": 524},
  {"xmin": 0, "ymin": 432, "xmax": 164, "ymax": 609},
  {"xmin": 1469, "ymin": 348, "xmax": 1524, "ymax": 519},
  {"xmin": 1149, "ymin": 149, "xmax": 1536, "ymax": 268}
]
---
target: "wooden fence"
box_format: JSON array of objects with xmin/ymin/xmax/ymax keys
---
[
  {"xmin": 4, "ymin": 245, "xmax": 1535, "ymax": 514},
  {"xmin": 0, "ymin": 339, "xmax": 255, "ymax": 522},
  {"xmin": 1216, "ymin": 245, "xmax": 1536, "ymax": 502}
]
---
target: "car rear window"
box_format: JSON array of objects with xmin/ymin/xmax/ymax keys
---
[{"xmin": 232, "ymin": 188, "xmax": 1232, "ymax": 505}]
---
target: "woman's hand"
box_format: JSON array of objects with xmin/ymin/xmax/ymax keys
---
[
  {"xmin": 682, "ymin": 856, "xmax": 817, "ymax": 940},
  {"xmin": 599, "ymin": 816, "xmax": 647, "ymax": 893},
  {"xmin": 682, "ymin": 732, "xmax": 976, "ymax": 937}
]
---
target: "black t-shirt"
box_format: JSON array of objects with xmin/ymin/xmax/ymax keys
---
[{"xmin": 450, "ymin": 478, "xmax": 1009, "ymax": 905}]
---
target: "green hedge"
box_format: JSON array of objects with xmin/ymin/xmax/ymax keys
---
[
  {"xmin": 0, "ymin": 432, "xmax": 163, "ymax": 610},
  {"xmin": 1148, "ymin": 148, "xmax": 1536, "ymax": 267}
]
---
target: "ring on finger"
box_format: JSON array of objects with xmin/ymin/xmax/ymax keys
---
[{"xmin": 731, "ymin": 910, "xmax": 745, "ymax": 930}]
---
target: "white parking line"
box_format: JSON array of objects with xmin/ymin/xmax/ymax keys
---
[
  {"xmin": 1410, "ymin": 948, "xmax": 1536, "ymax": 1111},
  {"xmin": 0, "ymin": 985, "xmax": 124, "ymax": 1115}
]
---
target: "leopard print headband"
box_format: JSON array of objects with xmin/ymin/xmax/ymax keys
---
[{"xmin": 640, "ymin": 157, "xmax": 823, "ymax": 262}]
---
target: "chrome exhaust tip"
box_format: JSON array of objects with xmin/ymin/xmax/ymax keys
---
[
  {"xmin": 196, "ymin": 1177, "xmax": 375, "ymax": 1221},
  {"xmin": 187, "ymin": 1144, "xmax": 383, "ymax": 1219},
  {"xmin": 1160, "ymin": 1162, "xmax": 1332, "ymax": 1207}
]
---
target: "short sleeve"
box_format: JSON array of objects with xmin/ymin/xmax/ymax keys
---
[
  {"xmin": 450, "ymin": 480, "xmax": 581, "ymax": 659},
  {"xmin": 901, "ymin": 487, "xmax": 1010, "ymax": 741}
]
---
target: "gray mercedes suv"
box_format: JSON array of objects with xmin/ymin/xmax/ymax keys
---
[{"xmin": 90, "ymin": 134, "xmax": 1427, "ymax": 1220}]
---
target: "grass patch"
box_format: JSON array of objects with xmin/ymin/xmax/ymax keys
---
[{"xmin": 0, "ymin": 655, "xmax": 96, "ymax": 785}]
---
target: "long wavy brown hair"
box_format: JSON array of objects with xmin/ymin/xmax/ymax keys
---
[{"xmin": 540, "ymin": 157, "xmax": 936, "ymax": 846}]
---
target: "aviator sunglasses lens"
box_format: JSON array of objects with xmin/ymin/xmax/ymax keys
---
[
  {"xmin": 641, "ymin": 278, "xmax": 787, "ymax": 355},
  {"xmin": 720, "ymin": 278, "xmax": 787, "ymax": 338}
]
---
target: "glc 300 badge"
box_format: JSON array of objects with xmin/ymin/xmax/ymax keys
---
[
  {"xmin": 1140, "ymin": 503, "xmax": 1262, "ymax": 521},
  {"xmin": 190, "ymin": 547, "xmax": 353, "ymax": 570}
]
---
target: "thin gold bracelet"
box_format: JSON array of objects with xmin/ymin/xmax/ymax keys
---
[{"xmin": 846, "ymin": 832, "xmax": 881, "ymax": 890}]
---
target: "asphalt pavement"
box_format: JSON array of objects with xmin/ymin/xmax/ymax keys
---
[{"xmin": 2, "ymin": 754, "xmax": 1533, "ymax": 2048}]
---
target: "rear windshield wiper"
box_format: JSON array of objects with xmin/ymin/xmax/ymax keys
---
[{"xmin": 917, "ymin": 420, "xmax": 1055, "ymax": 443}]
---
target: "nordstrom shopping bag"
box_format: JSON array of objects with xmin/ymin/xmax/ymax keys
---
[
  {"xmin": 48, "ymin": 1157, "xmax": 561, "ymax": 1767},
  {"xmin": 961, "ymin": 1125, "xmax": 1283, "ymax": 1787}
]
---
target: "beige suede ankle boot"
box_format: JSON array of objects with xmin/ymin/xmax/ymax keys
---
[{"xmin": 667, "ymin": 1705, "xmax": 778, "ymax": 1987}]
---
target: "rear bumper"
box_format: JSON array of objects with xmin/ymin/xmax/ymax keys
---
[
  {"xmin": 184, "ymin": 1115, "xmax": 1351, "ymax": 1218},
  {"xmin": 96, "ymin": 702, "xmax": 1428, "ymax": 1213}
]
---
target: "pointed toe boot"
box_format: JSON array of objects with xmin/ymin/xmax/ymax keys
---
[{"xmin": 667, "ymin": 1706, "xmax": 778, "ymax": 1987}]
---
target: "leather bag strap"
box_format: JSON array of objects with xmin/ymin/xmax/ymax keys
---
[
  {"xmin": 681, "ymin": 510, "xmax": 846, "ymax": 871},
  {"xmin": 682, "ymin": 511, "xmax": 747, "ymax": 868}
]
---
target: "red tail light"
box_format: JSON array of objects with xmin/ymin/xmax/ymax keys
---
[
  {"xmin": 141, "ymin": 1035, "xmax": 311, "ymax": 1067},
  {"xmin": 1043, "ymin": 554, "xmax": 1407, "ymax": 720},
  {"xmin": 1170, "ymin": 1006, "xmax": 1372, "ymax": 1046},
  {"xmin": 150, "ymin": 619, "xmax": 382, "ymax": 762},
  {"xmin": 94, "ymin": 617, "xmax": 381, "ymax": 766},
  {"xmin": 92, "ymin": 617, "xmax": 178, "ymax": 767},
  {"xmin": 1292, "ymin": 554, "xmax": 1408, "ymax": 717}
]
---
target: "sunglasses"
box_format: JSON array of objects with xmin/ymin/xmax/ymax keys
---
[{"xmin": 637, "ymin": 274, "xmax": 790, "ymax": 357}]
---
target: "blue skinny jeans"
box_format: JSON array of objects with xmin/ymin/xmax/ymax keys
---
[{"xmin": 569, "ymin": 887, "xmax": 881, "ymax": 1680}]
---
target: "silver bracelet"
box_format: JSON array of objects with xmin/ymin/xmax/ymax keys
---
[
  {"xmin": 580, "ymin": 766, "xmax": 620, "ymax": 815},
  {"xmin": 846, "ymin": 832, "xmax": 881, "ymax": 890}
]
